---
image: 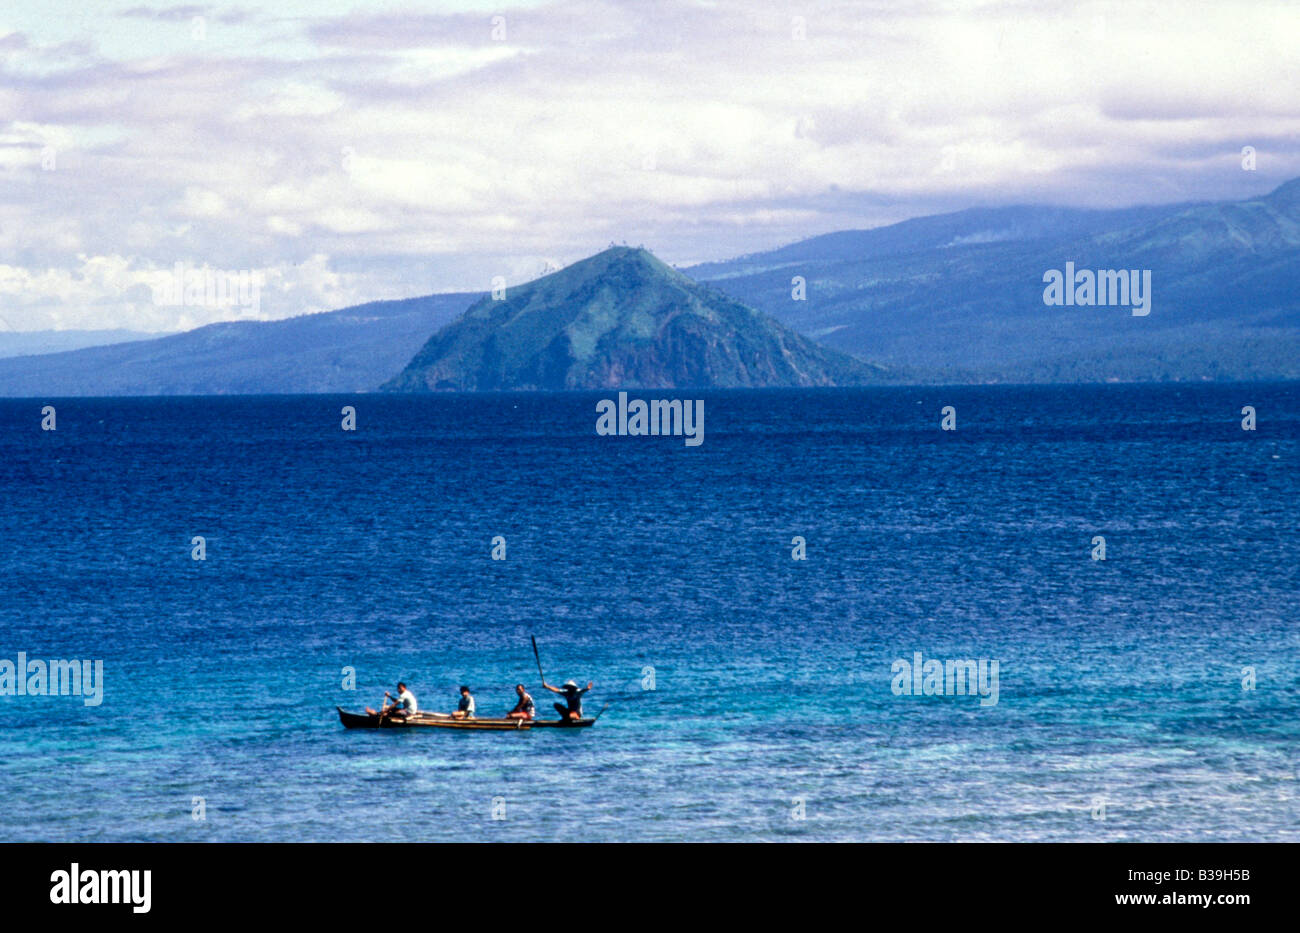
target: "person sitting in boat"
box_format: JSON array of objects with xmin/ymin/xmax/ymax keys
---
[
  {"xmin": 380, "ymin": 682, "xmax": 417, "ymax": 721},
  {"xmin": 542, "ymin": 679, "xmax": 592, "ymax": 721},
  {"xmin": 450, "ymin": 684, "xmax": 476, "ymax": 719},
  {"xmin": 506, "ymin": 683, "xmax": 535, "ymax": 721}
]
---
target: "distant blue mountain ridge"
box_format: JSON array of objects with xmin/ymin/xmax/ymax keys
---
[
  {"xmin": 688, "ymin": 178, "xmax": 1300, "ymax": 382},
  {"xmin": 0, "ymin": 178, "xmax": 1296, "ymax": 395},
  {"xmin": 0, "ymin": 328, "xmax": 171, "ymax": 360},
  {"xmin": 0, "ymin": 294, "xmax": 473, "ymax": 396}
]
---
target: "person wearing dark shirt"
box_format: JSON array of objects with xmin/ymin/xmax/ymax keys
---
[
  {"xmin": 542, "ymin": 678, "xmax": 592, "ymax": 721},
  {"xmin": 506, "ymin": 683, "xmax": 536, "ymax": 721}
]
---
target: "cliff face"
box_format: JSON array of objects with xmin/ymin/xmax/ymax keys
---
[{"xmin": 381, "ymin": 247, "xmax": 886, "ymax": 391}]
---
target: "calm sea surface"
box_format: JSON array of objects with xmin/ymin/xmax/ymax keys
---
[{"xmin": 0, "ymin": 385, "xmax": 1297, "ymax": 841}]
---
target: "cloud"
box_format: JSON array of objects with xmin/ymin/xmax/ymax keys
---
[
  {"xmin": 1, "ymin": 0, "xmax": 1298, "ymax": 331},
  {"xmin": 118, "ymin": 5, "xmax": 209, "ymax": 21}
]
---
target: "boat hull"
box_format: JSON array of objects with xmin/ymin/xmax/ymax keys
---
[
  {"xmin": 337, "ymin": 707, "xmax": 597, "ymax": 730},
  {"xmin": 526, "ymin": 718, "xmax": 595, "ymax": 728},
  {"xmin": 337, "ymin": 707, "xmax": 533, "ymax": 731}
]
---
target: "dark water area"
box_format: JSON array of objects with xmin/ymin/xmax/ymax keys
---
[{"xmin": 1, "ymin": 384, "xmax": 1296, "ymax": 840}]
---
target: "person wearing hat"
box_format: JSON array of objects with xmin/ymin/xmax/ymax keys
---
[
  {"xmin": 450, "ymin": 684, "xmax": 476, "ymax": 719},
  {"xmin": 541, "ymin": 678, "xmax": 593, "ymax": 721}
]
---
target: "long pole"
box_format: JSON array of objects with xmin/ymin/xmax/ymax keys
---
[{"xmin": 531, "ymin": 635, "xmax": 546, "ymax": 685}]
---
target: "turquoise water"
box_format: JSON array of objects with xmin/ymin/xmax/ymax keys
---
[{"xmin": 0, "ymin": 385, "xmax": 1297, "ymax": 841}]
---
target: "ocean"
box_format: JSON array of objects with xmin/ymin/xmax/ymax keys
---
[{"xmin": 1, "ymin": 384, "xmax": 1296, "ymax": 842}]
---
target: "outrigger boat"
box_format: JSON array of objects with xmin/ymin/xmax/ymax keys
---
[{"xmin": 336, "ymin": 707, "xmax": 596, "ymax": 730}]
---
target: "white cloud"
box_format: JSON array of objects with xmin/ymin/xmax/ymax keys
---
[
  {"xmin": 0, "ymin": 0, "xmax": 1297, "ymax": 330},
  {"xmin": 180, "ymin": 186, "xmax": 229, "ymax": 217}
]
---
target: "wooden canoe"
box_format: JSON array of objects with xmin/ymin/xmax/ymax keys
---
[
  {"xmin": 336, "ymin": 707, "xmax": 594, "ymax": 730},
  {"xmin": 415, "ymin": 712, "xmax": 597, "ymax": 728},
  {"xmin": 337, "ymin": 707, "xmax": 531, "ymax": 731}
]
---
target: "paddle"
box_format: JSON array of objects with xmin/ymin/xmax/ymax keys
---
[
  {"xmin": 532, "ymin": 637, "xmax": 596, "ymax": 722},
  {"xmin": 533, "ymin": 635, "xmax": 576, "ymax": 722},
  {"xmin": 531, "ymin": 635, "xmax": 546, "ymax": 685},
  {"xmin": 376, "ymin": 691, "xmax": 393, "ymax": 728}
]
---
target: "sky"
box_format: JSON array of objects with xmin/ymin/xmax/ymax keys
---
[{"xmin": 1, "ymin": 0, "xmax": 1298, "ymax": 333}]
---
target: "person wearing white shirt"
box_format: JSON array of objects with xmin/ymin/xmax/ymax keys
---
[
  {"xmin": 383, "ymin": 682, "xmax": 417, "ymax": 720},
  {"xmin": 451, "ymin": 685, "xmax": 476, "ymax": 719}
]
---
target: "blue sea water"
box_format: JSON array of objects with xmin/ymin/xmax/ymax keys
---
[{"xmin": 0, "ymin": 384, "xmax": 1296, "ymax": 842}]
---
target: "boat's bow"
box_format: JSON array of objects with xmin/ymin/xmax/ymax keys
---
[{"xmin": 337, "ymin": 706, "xmax": 381, "ymax": 729}]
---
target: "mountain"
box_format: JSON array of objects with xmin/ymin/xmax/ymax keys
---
[
  {"xmin": 381, "ymin": 246, "xmax": 887, "ymax": 391},
  {"xmin": 688, "ymin": 203, "xmax": 1179, "ymax": 279},
  {"xmin": 0, "ymin": 294, "xmax": 473, "ymax": 397},
  {"xmin": 0, "ymin": 329, "xmax": 173, "ymax": 360},
  {"xmin": 2, "ymin": 180, "xmax": 1297, "ymax": 396},
  {"xmin": 688, "ymin": 180, "xmax": 1300, "ymax": 383}
]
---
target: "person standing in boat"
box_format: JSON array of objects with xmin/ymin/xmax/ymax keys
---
[
  {"xmin": 542, "ymin": 678, "xmax": 592, "ymax": 721},
  {"xmin": 450, "ymin": 684, "xmax": 476, "ymax": 719},
  {"xmin": 379, "ymin": 682, "xmax": 417, "ymax": 721},
  {"xmin": 506, "ymin": 683, "xmax": 535, "ymax": 721}
]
